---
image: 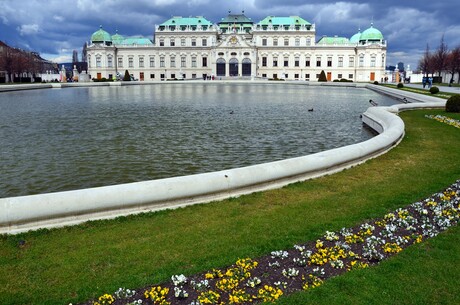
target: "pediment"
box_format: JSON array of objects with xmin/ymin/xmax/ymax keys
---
[{"xmin": 216, "ymin": 35, "xmax": 254, "ymax": 48}]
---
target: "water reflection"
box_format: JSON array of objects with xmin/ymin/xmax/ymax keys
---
[{"xmin": 0, "ymin": 83, "xmax": 398, "ymax": 198}]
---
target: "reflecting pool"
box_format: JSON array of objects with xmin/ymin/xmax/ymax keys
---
[{"xmin": 0, "ymin": 83, "xmax": 398, "ymax": 198}]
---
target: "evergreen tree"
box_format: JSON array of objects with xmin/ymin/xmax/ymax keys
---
[
  {"xmin": 123, "ymin": 70, "xmax": 131, "ymax": 81},
  {"xmin": 318, "ymin": 70, "xmax": 327, "ymax": 82}
]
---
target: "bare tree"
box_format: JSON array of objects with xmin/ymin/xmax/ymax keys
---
[
  {"xmin": 418, "ymin": 43, "xmax": 434, "ymax": 76},
  {"xmin": 446, "ymin": 46, "xmax": 460, "ymax": 84},
  {"xmin": 433, "ymin": 35, "xmax": 449, "ymax": 77}
]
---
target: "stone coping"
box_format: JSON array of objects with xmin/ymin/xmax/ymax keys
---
[{"xmin": 0, "ymin": 83, "xmax": 446, "ymax": 234}]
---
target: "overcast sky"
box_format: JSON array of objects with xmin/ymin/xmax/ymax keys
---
[{"xmin": 1, "ymin": 0, "xmax": 459, "ymax": 70}]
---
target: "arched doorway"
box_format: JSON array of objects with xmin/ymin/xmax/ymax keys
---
[
  {"xmin": 229, "ymin": 58, "xmax": 239, "ymax": 77},
  {"xmin": 216, "ymin": 58, "xmax": 226, "ymax": 76},
  {"xmin": 242, "ymin": 58, "xmax": 251, "ymax": 76}
]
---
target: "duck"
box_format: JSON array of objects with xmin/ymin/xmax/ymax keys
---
[
  {"xmin": 308, "ymin": 108, "xmax": 314, "ymax": 112},
  {"xmin": 369, "ymin": 99, "xmax": 378, "ymax": 106}
]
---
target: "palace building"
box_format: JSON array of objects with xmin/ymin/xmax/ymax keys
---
[{"xmin": 87, "ymin": 12, "xmax": 386, "ymax": 82}]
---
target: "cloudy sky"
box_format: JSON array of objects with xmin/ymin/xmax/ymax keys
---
[{"xmin": 1, "ymin": 0, "xmax": 459, "ymax": 69}]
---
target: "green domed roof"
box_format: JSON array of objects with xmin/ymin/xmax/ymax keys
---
[
  {"xmin": 111, "ymin": 31, "xmax": 124, "ymax": 44},
  {"xmin": 360, "ymin": 24, "xmax": 383, "ymax": 41},
  {"xmin": 349, "ymin": 30, "xmax": 361, "ymax": 43},
  {"xmin": 91, "ymin": 26, "xmax": 112, "ymax": 43}
]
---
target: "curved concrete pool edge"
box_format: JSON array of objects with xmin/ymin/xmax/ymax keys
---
[{"xmin": 0, "ymin": 84, "xmax": 446, "ymax": 234}]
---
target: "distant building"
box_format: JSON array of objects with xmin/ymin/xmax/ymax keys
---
[
  {"xmin": 397, "ymin": 62, "xmax": 405, "ymax": 72},
  {"xmin": 0, "ymin": 40, "xmax": 58, "ymax": 83},
  {"xmin": 87, "ymin": 12, "xmax": 387, "ymax": 82}
]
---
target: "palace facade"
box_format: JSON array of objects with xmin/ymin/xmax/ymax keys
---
[{"xmin": 87, "ymin": 12, "xmax": 387, "ymax": 82}]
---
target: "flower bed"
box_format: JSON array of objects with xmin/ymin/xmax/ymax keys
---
[
  {"xmin": 425, "ymin": 114, "xmax": 460, "ymax": 129},
  {"xmin": 86, "ymin": 181, "xmax": 460, "ymax": 305}
]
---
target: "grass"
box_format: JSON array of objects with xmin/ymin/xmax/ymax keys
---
[
  {"xmin": 1, "ymin": 109, "xmax": 460, "ymax": 305},
  {"xmin": 381, "ymin": 84, "xmax": 455, "ymax": 99}
]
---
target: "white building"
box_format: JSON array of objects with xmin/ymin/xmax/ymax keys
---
[{"xmin": 87, "ymin": 12, "xmax": 387, "ymax": 82}]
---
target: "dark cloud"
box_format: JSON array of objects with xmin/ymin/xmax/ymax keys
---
[{"xmin": 0, "ymin": 0, "xmax": 459, "ymax": 69}]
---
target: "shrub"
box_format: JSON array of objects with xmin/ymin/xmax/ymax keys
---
[
  {"xmin": 318, "ymin": 70, "xmax": 327, "ymax": 82},
  {"xmin": 445, "ymin": 95, "xmax": 460, "ymax": 113},
  {"xmin": 397, "ymin": 82, "xmax": 404, "ymax": 88},
  {"xmin": 429, "ymin": 86, "xmax": 440, "ymax": 94},
  {"xmin": 373, "ymin": 81, "xmax": 379, "ymax": 85},
  {"xmin": 123, "ymin": 70, "xmax": 131, "ymax": 81},
  {"xmin": 340, "ymin": 78, "xmax": 353, "ymax": 82},
  {"xmin": 333, "ymin": 79, "xmax": 340, "ymax": 82}
]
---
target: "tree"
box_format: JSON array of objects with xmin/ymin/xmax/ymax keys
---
[
  {"xmin": 433, "ymin": 35, "xmax": 449, "ymax": 77},
  {"xmin": 318, "ymin": 70, "xmax": 327, "ymax": 82},
  {"xmin": 418, "ymin": 43, "xmax": 435, "ymax": 77},
  {"xmin": 123, "ymin": 69, "xmax": 131, "ymax": 81},
  {"xmin": 446, "ymin": 46, "xmax": 460, "ymax": 84}
]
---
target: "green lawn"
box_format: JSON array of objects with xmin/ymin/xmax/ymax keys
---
[
  {"xmin": 381, "ymin": 84, "xmax": 455, "ymax": 99},
  {"xmin": 1, "ymin": 109, "xmax": 460, "ymax": 305}
]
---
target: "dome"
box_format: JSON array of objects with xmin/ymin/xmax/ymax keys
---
[
  {"xmin": 111, "ymin": 30, "xmax": 124, "ymax": 44},
  {"xmin": 349, "ymin": 30, "xmax": 361, "ymax": 43},
  {"xmin": 360, "ymin": 24, "xmax": 383, "ymax": 42},
  {"xmin": 91, "ymin": 26, "xmax": 112, "ymax": 43}
]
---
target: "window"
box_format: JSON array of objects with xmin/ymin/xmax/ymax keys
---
[
  {"xmin": 305, "ymin": 58, "xmax": 310, "ymax": 67},
  {"xmin": 316, "ymin": 73, "xmax": 320, "ymax": 78},
  {"xmin": 284, "ymin": 58, "xmax": 289, "ymax": 67},
  {"xmin": 294, "ymin": 57, "xmax": 299, "ymax": 67},
  {"xmin": 118, "ymin": 57, "xmax": 123, "ymax": 68},
  {"xmin": 181, "ymin": 38, "xmax": 186, "ymax": 46},
  {"xmin": 327, "ymin": 57, "xmax": 332, "ymax": 67},
  {"xmin": 160, "ymin": 73, "xmax": 165, "ymax": 79},
  {"xmin": 88, "ymin": 55, "xmax": 91, "ymax": 67},
  {"xmin": 262, "ymin": 57, "xmax": 267, "ymax": 67},
  {"xmin": 150, "ymin": 74, "xmax": 155, "ymax": 79},
  {"xmin": 273, "ymin": 58, "xmax": 278, "ymax": 67},
  {"xmin": 338, "ymin": 57, "xmax": 343, "ymax": 67},
  {"xmin": 338, "ymin": 74, "xmax": 342, "ymax": 79},
  {"xmin": 305, "ymin": 73, "xmax": 310, "ymax": 79},
  {"xmin": 284, "ymin": 38, "xmax": 289, "ymax": 46},
  {"xmin": 191, "ymin": 39, "xmax": 196, "ymax": 46},
  {"xmin": 295, "ymin": 73, "xmax": 299, "ymax": 79},
  {"xmin": 160, "ymin": 57, "xmax": 165, "ymax": 67},
  {"xmin": 295, "ymin": 38, "xmax": 300, "ymax": 46},
  {"xmin": 202, "ymin": 57, "xmax": 207, "ymax": 67},
  {"xmin": 139, "ymin": 57, "xmax": 144, "ymax": 68},
  {"xmin": 306, "ymin": 37, "xmax": 311, "ymax": 46},
  {"xmin": 150, "ymin": 57, "xmax": 155, "ymax": 67},
  {"xmin": 349, "ymin": 74, "xmax": 353, "ymax": 79},
  {"xmin": 262, "ymin": 38, "xmax": 267, "ymax": 46},
  {"xmin": 349, "ymin": 57, "xmax": 354, "ymax": 67},
  {"xmin": 170, "ymin": 39, "xmax": 175, "ymax": 46},
  {"xmin": 359, "ymin": 55, "xmax": 364, "ymax": 67},
  {"xmin": 284, "ymin": 74, "xmax": 288, "ymax": 79},
  {"xmin": 170, "ymin": 56, "xmax": 176, "ymax": 68},
  {"xmin": 381, "ymin": 54, "xmax": 385, "ymax": 67},
  {"xmin": 107, "ymin": 56, "xmax": 113, "ymax": 68},
  {"xmin": 371, "ymin": 56, "xmax": 376, "ymax": 67},
  {"xmin": 202, "ymin": 38, "xmax": 207, "ymax": 46},
  {"xmin": 171, "ymin": 74, "xmax": 175, "ymax": 79},
  {"xmin": 96, "ymin": 56, "xmax": 101, "ymax": 68},
  {"xmin": 159, "ymin": 39, "xmax": 164, "ymax": 46},
  {"xmin": 192, "ymin": 57, "xmax": 197, "ymax": 67},
  {"xmin": 181, "ymin": 57, "xmax": 186, "ymax": 68},
  {"xmin": 192, "ymin": 73, "xmax": 196, "ymax": 79},
  {"xmin": 273, "ymin": 38, "xmax": 278, "ymax": 46},
  {"xmin": 316, "ymin": 57, "xmax": 321, "ymax": 67},
  {"xmin": 262, "ymin": 73, "xmax": 267, "ymax": 77},
  {"xmin": 128, "ymin": 57, "xmax": 133, "ymax": 68},
  {"xmin": 273, "ymin": 73, "xmax": 278, "ymax": 79}
]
